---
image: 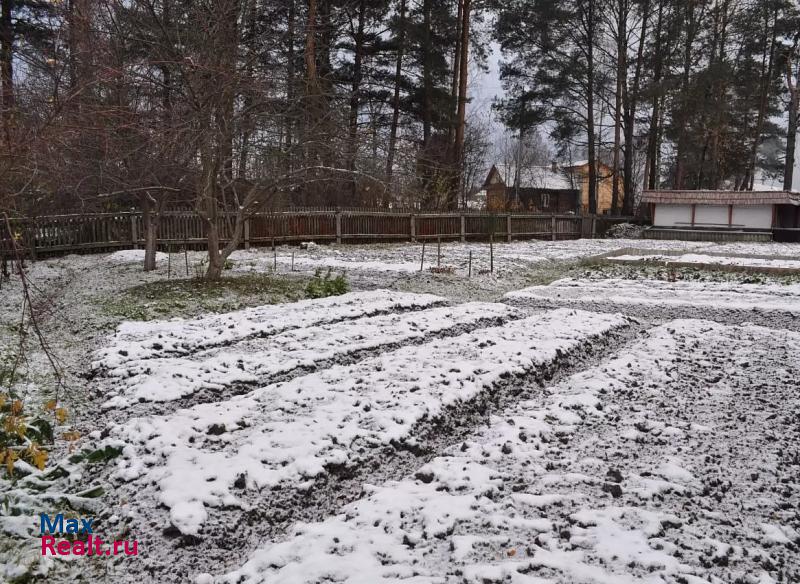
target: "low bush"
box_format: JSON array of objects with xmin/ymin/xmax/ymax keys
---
[{"xmin": 305, "ymin": 268, "xmax": 349, "ymax": 299}]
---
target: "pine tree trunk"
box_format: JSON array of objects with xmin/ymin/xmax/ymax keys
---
[
  {"xmin": 742, "ymin": 8, "xmax": 777, "ymax": 191},
  {"xmin": 285, "ymin": 0, "xmax": 296, "ymax": 170},
  {"xmin": 447, "ymin": 0, "xmax": 463, "ymax": 150},
  {"xmin": 622, "ymin": 0, "xmax": 648, "ymax": 215},
  {"xmin": 610, "ymin": 0, "xmax": 625, "ymax": 215},
  {"xmin": 347, "ymin": 0, "xmax": 366, "ymax": 201},
  {"xmin": 645, "ymin": 2, "xmax": 664, "ymax": 191},
  {"xmin": 451, "ymin": 0, "xmax": 470, "ymax": 210},
  {"xmin": 385, "ymin": 0, "xmax": 406, "ymax": 186},
  {"xmin": 785, "ymin": 82, "xmax": 798, "ymax": 191},
  {"xmin": 421, "ymin": 0, "xmax": 433, "ymax": 148},
  {"xmin": 586, "ymin": 0, "xmax": 597, "ymax": 215},
  {"xmin": 674, "ymin": 2, "xmax": 699, "ymax": 189}
]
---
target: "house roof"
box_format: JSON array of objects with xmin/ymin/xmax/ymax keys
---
[
  {"xmin": 485, "ymin": 164, "xmax": 579, "ymax": 192},
  {"xmin": 642, "ymin": 190, "xmax": 800, "ymax": 206}
]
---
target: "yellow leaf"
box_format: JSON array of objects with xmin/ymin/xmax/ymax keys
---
[
  {"xmin": 55, "ymin": 408, "xmax": 68, "ymax": 424},
  {"xmin": 10, "ymin": 400, "xmax": 23, "ymax": 415},
  {"xmin": 27, "ymin": 445, "xmax": 48, "ymax": 471},
  {"xmin": 5, "ymin": 450, "xmax": 17, "ymax": 475},
  {"xmin": 62, "ymin": 430, "xmax": 81, "ymax": 442},
  {"xmin": 44, "ymin": 399, "xmax": 58, "ymax": 411},
  {"xmin": 3, "ymin": 416, "xmax": 17, "ymax": 434}
]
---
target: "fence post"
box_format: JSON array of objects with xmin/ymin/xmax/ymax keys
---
[
  {"xmin": 131, "ymin": 213, "xmax": 138, "ymax": 249},
  {"xmin": 551, "ymin": 215, "xmax": 556, "ymax": 241},
  {"xmin": 25, "ymin": 222, "xmax": 37, "ymax": 261},
  {"xmin": 335, "ymin": 211, "xmax": 342, "ymax": 244},
  {"xmin": 460, "ymin": 214, "xmax": 466, "ymax": 242},
  {"xmin": 244, "ymin": 217, "xmax": 251, "ymax": 250},
  {"xmin": 410, "ymin": 214, "xmax": 416, "ymax": 242},
  {"xmin": 506, "ymin": 214, "xmax": 512, "ymax": 242}
]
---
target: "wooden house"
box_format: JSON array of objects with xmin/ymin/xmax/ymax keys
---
[{"xmin": 483, "ymin": 161, "xmax": 620, "ymax": 214}]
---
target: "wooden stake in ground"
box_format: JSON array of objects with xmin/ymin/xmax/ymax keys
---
[
  {"xmin": 437, "ymin": 237, "xmax": 441, "ymax": 267},
  {"xmin": 420, "ymin": 241, "xmax": 426, "ymax": 271},
  {"xmin": 184, "ymin": 246, "xmax": 189, "ymax": 276},
  {"xmin": 291, "ymin": 251, "xmax": 294, "ymax": 272},
  {"xmin": 490, "ymin": 233, "xmax": 494, "ymax": 273},
  {"xmin": 468, "ymin": 249, "xmax": 472, "ymax": 278},
  {"xmin": 167, "ymin": 244, "xmax": 172, "ymax": 279}
]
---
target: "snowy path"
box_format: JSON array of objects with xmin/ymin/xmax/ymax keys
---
[
  {"xmin": 105, "ymin": 308, "xmax": 630, "ymax": 538},
  {"xmin": 214, "ymin": 319, "xmax": 800, "ymax": 584},
  {"xmin": 99, "ymin": 302, "xmax": 518, "ymax": 409},
  {"xmin": 93, "ymin": 290, "xmax": 446, "ymax": 369}
]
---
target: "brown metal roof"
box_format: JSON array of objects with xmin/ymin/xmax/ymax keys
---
[{"xmin": 641, "ymin": 190, "xmax": 800, "ymax": 206}]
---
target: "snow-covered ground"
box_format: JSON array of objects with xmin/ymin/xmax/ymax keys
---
[
  {"xmin": 2, "ymin": 238, "xmax": 800, "ymax": 584},
  {"xmin": 223, "ymin": 239, "xmax": 800, "ymax": 279},
  {"xmin": 93, "ymin": 290, "xmax": 447, "ymax": 369},
  {"xmin": 97, "ymin": 302, "xmax": 516, "ymax": 409},
  {"xmin": 608, "ymin": 253, "xmax": 800, "ymax": 271},
  {"xmin": 102, "ymin": 306, "xmax": 629, "ymax": 538},
  {"xmin": 229, "ymin": 239, "xmax": 718, "ymax": 277},
  {"xmin": 214, "ymin": 319, "xmax": 800, "ymax": 584},
  {"xmin": 507, "ymin": 278, "xmax": 800, "ymax": 312},
  {"xmin": 506, "ymin": 278, "xmax": 800, "ymax": 330}
]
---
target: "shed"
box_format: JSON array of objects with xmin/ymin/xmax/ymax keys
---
[{"xmin": 641, "ymin": 190, "xmax": 800, "ymax": 242}]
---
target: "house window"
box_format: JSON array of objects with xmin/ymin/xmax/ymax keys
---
[{"xmin": 541, "ymin": 193, "xmax": 550, "ymax": 209}]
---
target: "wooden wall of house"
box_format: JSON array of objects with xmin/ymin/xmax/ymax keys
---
[
  {"xmin": 571, "ymin": 163, "xmax": 619, "ymax": 214},
  {"xmin": 486, "ymin": 183, "xmax": 507, "ymax": 211}
]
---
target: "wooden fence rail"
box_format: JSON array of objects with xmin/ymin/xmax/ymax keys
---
[{"xmin": 3, "ymin": 210, "xmax": 633, "ymax": 257}]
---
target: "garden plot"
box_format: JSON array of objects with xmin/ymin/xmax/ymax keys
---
[
  {"xmin": 214, "ymin": 319, "xmax": 800, "ymax": 584},
  {"xmin": 92, "ymin": 289, "xmax": 445, "ymax": 370},
  {"xmin": 506, "ymin": 278, "xmax": 800, "ymax": 328},
  {"xmin": 607, "ymin": 252, "xmax": 800, "ymax": 271},
  {"xmin": 103, "ymin": 308, "xmax": 630, "ymax": 538},
  {"xmin": 98, "ymin": 302, "xmax": 518, "ymax": 409},
  {"xmin": 229, "ymin": 239, "xmax": 715, "ymax": 277}
]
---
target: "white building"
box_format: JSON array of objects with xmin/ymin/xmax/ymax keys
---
[{"xmin": 641, "ymin": 190, "xmax": 800, "ymax": 241}]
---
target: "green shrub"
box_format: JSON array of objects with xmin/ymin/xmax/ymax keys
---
[{"xmin": 305, "ymin": 268, "xmax": 349, "ymax": 299}]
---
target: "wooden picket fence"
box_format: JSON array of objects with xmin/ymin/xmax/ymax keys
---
[{"xmin": 4, "ymin": 210, "xmax": 632, "ymax": 258}]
